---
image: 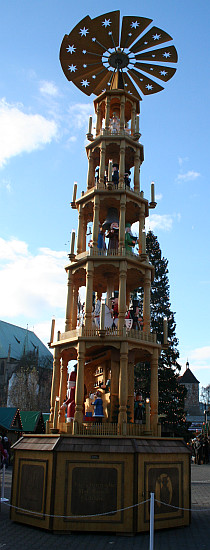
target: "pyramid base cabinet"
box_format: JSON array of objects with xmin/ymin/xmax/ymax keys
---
[{"xmin": 11, "ymin": 435, "xmax": 190, "ymax": 534}]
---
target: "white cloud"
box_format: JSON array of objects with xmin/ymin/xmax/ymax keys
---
[
  {"xmin": 176, "ymin": 170, "xmax": 201, "ymax": 182},
  {"xmin": 131, "ymin": 213, "xmax": 175, "ymax": 236},
  {"xmin": 68, "ymin": 103, "xmax": 95, "ymax": 130},
  {"xmin": 146, "ymin": 214, "xmax": 174, "ymax": 232},
  {"xmin": 39, "ymin": 80, "xmax": 59, "ymax": 96},
  {"xmin": 0, "ymin": 178, "xmax": 12, "ymax": 192},
  {"xmin": 0, "ymin": 98, "xmax": 58, "ymax": 167},
  {"xmin": 0, "ymin": 237, "xmax": 67, "ymax": 318},
  {"xmin": 178, "ymin": 156, "xmax": 189, "ymax": 167}
]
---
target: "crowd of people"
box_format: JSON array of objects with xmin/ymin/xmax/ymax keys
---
[{"xmin": 189, "ymin": 434, "xmax": 209, "ymax": 464}]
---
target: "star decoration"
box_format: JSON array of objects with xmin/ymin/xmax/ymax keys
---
[
  {"xmin": 66, "ymin": 45, "xmax": 76, "ymax": 54},
  {"xmin": 144, "ymin": 41, "xmax": 148, "ymax": 45},
  {"xmin": 128, "ymin": 33, "xmax": 132, "ymax": 36},
  {"xmin": 83, "ymin": 64, "xmax": 87, "ymax": 68},
  {"xmin": 160, "ymin": 70, "xmax": 167, "ymax": 76},
  {"xmin": 79, "ymin": 27, "xmax": 89, "ymax": 37},
  {"xmin": 146, "ymin": 84, "xmax": 153, "ymax": 90},
  {"xmin": 163, "ymin": 51, "xmax": 171, "ymax": 58},
  {"xmin": 92, "ymin": 75, "xmax": 96, "ymax": 79},
  {"xmin": 102, "ymin": 18, "xmax": 111, "ymax": 27},
  {"xmin": 82, "ymin": 50, "xmax": 87, "ymax": 54},
  {"xmin": 81, "ymin": 79, "xmax": 90, "ymax": 87},
  {"xmin": 92, "ymin": 37, "xmax": 96, "ymax": 42},
  {"xmin": 68, "ymin": 64, "xmax": 77, "ymax": 72},
  {"xmin": 131, "ymin": 21, "xmax": 139, "ymax": 29},
  {"xmin": 153, "ymin": 34, "xmax": 161, "ymax": 40}
]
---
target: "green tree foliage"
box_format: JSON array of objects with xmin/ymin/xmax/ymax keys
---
[{"xmin": 134, "ymin": 231, "xmax": 187, "ymax": 434}]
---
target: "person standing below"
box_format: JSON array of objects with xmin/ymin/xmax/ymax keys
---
[{"xmin": 134, "ymin": 393, "xmax": 145, "ymax": 424}]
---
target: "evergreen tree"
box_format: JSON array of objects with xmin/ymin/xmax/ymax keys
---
[{"xmin": 134, "ymin": 230, "xmax": 187, "ymax": 435}]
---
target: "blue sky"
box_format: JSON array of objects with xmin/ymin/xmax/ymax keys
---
[{"xmin": 0, "ymin": 0, "xmax": 209, "ymax": 392}]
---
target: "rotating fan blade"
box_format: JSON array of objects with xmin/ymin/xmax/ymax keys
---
[
  {"xmin": 128, "ymin": 68, "xmax": 164, "ymax": 95},
  {"xmin": 120, "ymin": 16, "xmax": 152, "ymax": 49},
  {"xmin": 91, "ymin": 11, "xmax": 120, "ymax": 51},
  {"xmin": 123, "ymin": 73, "xmax": 142, "ymax": 100},
  {"xmin": 134, "ymin": 62, "xmax": 176, "ymax": 82},
  {"xmin": 130, "ymin": 26, "xmax": 173, "ymax": 54},
  {"xmin": 135, "ymin": 45, "xmax": 178, "ymax": 63}
]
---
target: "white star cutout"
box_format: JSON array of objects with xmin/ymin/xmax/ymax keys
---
[
  {"xmin": 81, "ymin": 79, "xmax": 90, "ymax": 87},
  {"xmin": 66, "ymin": 45, "xmax": 76, "ymax": 54},
  {"xmin": 146, "ymin": 84, "xmax": 153, "ymax": 90},
  {"xmin": 128, "ymin": 33, "xmax": 132, "ymax": 36},
  {"xmin": 82, "ymin": 50, "xmax": 87, "ymax": 54},
  {"xmin": 92, "ymin": 37, "xmax": 96, "ymax": 42},
  {"xmin": 68, "ymin": 64, "xmax": 77, "ymax": 72},
  {"xmin": 160, "ymin": 70, "xmax": 167, "ymax": 76},
  {"xmin": 163, "ymin": 51, "xmax": 171, "ymax": 58},
  {"xmin": 83, "ymin": 64, "xmax": 87, "ymax": 68},
  {"xmin": 79, "ymin": 27, "xmax": 89, "ymax": 37},
  {"xmin": 131, "ymin": 21, "xmax": 139, "ymax": 29},
  {"xmin": 144, "ymin": 41, "xmax": 148, "ymax": 45},
  {"xmin": 153, "ymin": 34, "xmax": 161, "ymax": 40},
  {"xmin": 92, "ymin": 75, "xmax": 96, "ymax": 79},
  {"xmin": 102, "ymin": 18, "xmax": 111, "ymax": 27}
]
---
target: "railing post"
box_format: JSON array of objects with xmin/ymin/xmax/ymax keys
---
[
  {"xmin": 149, "ymin": 492, "xmax": 155, "ymax": 550},
  {"xmin": 0, "ymin": 464, "xmax": 9, "ymax": 503}
]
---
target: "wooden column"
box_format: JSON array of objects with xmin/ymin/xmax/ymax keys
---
[
  {"xmin": 138, "ymin": 206, "xmax": 145, "ymax": 255},
  {"xmin": 84, "ymin": 261, "xmax": 94, "ymax": 329},
  {"xmin": 99, "ymin": 141, "xmax": 106, "ymax": 187},
  {"xmin": 131, "ymin": 104, "xmax": 136, "ymax": 135},
  {"xmin": 87, "ymin": 150, "xmax": 95, "ymax": 190},
  {"xmin": 65, "ymin": 269, "xmax": 74, "ymax": 331},
  {"xmin": 105, "ymin": 96, "xmax": 111, "ymax": 131},
  {"xmin": 119, "ymin": 140, "xmax": 125, "ymax": 187},
  {"xmin": 92, "ymin": 194, "xmax": 100, "ymax": 249},
  {"xmin": 96, "ymin": 104, "xmax": 101, "ymax": 135},
  {"xmin": 72, "ymin": 284, "xmax": 79, "ymax": 329},
  {"xmin": 118, "ymin": 341, "xmax": 128, "ymax": 425},
  {"xmin": 118, "ymin": 261, "xmax": 127, "ymax": 331},
  {"xmin": 119, "ymin": 195, "xmax": 126, "ymax": 252},
  {"xmin": 143, "ymin": 270, "xmax": 151, "ymax": 333},
  {"xmin": 49, "ymin": 348, "xmax": 61, "ymax": 423},
  {"xmin": 77, "ymin": 204, "xmax": 84, "ymax": 255},
  {"xmin": 120, "ymin": 95, "xmax": 125, "ymax": 131},
  {"xmin": 74, "ymin": 341, "xmax": 85, "ymax": 424},
  {"xmin": 150, "ymin": 348, "xmax": 159, "ymax": 436},
  {"xmin": 58, "ymin": 356, "xmax": 68, "ymax": 425},
  {"xmin": 134, "ymin": 149, "xmax": 140, "ymax": 193}
]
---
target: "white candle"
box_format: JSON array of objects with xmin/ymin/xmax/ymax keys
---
[
  {"xmin": 70, "ymin": 230, "xmax": 75, "ymax": 255},
  {"xmin": 88, "ymin": 116, "xmax": 92, "ymax": 134},
  {"xmin": 151, "ymin": 181, "xmax": 155, "ymax": 203},
  {"xmin": 72, "ymin": 182, "xmax": 77, "ymax": 203},
  {"xmin": 100, "ymin": 302, "xmax": 105, "ymax": 330},
  {"xmin": 50, "ymin": 318, "xmax": 55, "ymax": 343},
  {"xmin": 108, "ymin": 160, "xmax": 113, "ymax": 181}
]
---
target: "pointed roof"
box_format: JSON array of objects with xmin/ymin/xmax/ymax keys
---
[
  {"xmin": 179, "ymin": 368, "xmax": 200, "ymax": 384},
  {"xmin": 0, "ymin": 407, "xmax": 23, "ymax": 431},
  {"xmin": 0, "ymin": 320, "xmax": 52, "ymax": 365},
  {"xmin": 19, "ymin": 411, "xmax": 45, "ymax": 433}
]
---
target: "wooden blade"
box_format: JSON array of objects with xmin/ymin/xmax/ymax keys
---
[{"xmin": 120, "ymin": 16, "xmax": 152, "ymax": 49}]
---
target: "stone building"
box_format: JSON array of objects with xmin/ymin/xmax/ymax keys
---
[
  {"xmin": 0, "ymin": 320, "xmax": 53, "ymax": 407},
  {"xmin": 178, "ymin": 361, "xmax": 202, "ymax": 417}
]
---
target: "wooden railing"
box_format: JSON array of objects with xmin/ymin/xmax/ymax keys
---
[
  {"xmin": 75, "ymin": 422, "xmax": 146, "ymax": 437},
  {"xmin": 58, "ymin": 327, "xmax": 156, "ymax": 343}
]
